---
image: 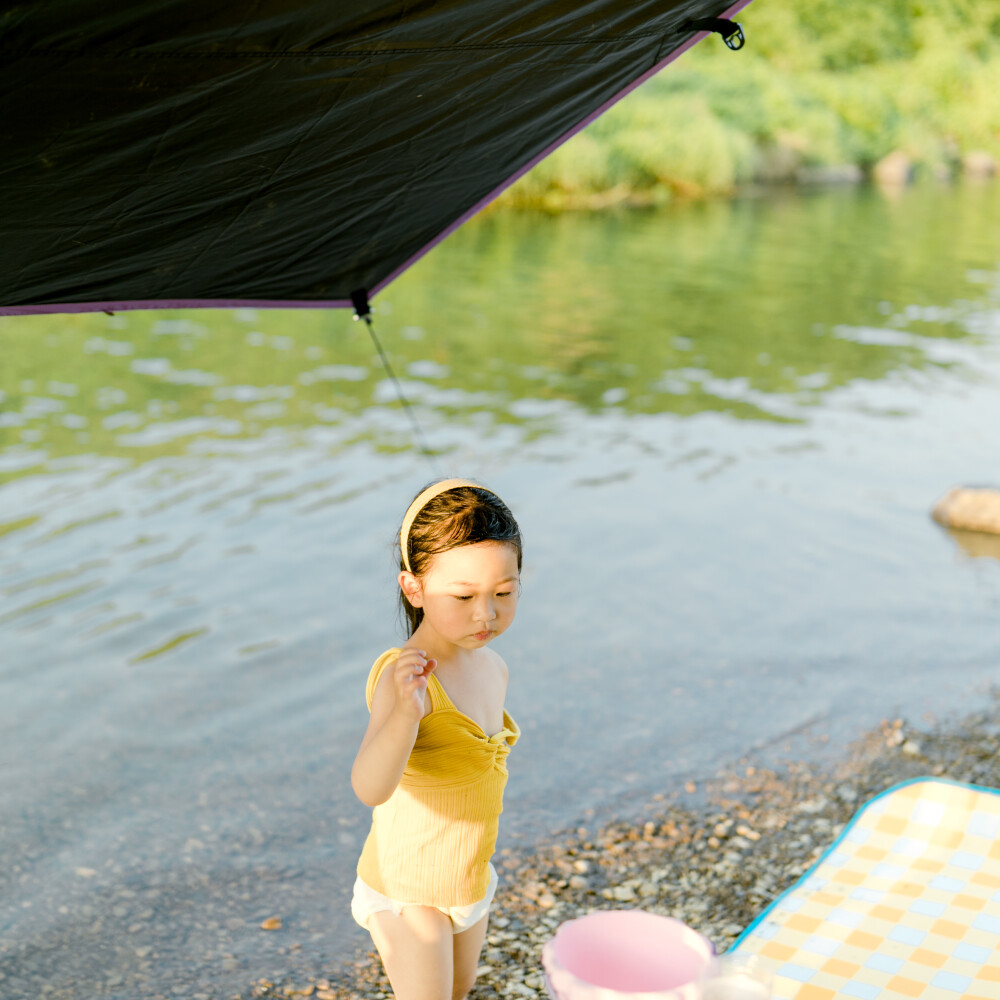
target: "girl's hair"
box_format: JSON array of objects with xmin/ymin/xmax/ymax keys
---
[{"xmin": 397, "ymin": 483, "xmax": 522, "ymax": 636}]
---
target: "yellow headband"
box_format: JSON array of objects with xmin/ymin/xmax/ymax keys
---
[{"xmin": 399, "ymin": 478, "xmax": 494, "ymax": 572}]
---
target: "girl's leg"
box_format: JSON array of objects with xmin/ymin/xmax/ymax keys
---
[
  {"xmin": 368, "ymin": 905, "xmax": 454, "ymax": 1000},
  {"xmin": 451, "ymin": 911, "xmax": 489, "ymax": 1000}
]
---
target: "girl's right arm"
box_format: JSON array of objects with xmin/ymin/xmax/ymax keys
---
[{"xmin": 350, "ymin": 648, "xmax": 436, "ymax": 808}]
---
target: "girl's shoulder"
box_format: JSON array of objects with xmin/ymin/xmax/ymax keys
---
[
  {"xmin": 482, "ymin": 646, "xmax": 509, "ymax": 685},
  {"xmin": 365, "ymin": 647, "xmax": 403, "ymax": 708}
]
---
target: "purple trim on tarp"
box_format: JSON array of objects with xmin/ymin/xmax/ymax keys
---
[
  {"xmin": 0, "ymin": 298, "xmax": 354, "ymax": 316},
  {"xmin": 372, "ymin": 0, "xmax": 755, "ymax": 297}
]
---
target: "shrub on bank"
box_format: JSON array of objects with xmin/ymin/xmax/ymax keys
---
[{"xmin": 498, "ymin": 0, "xmax": 1000, "ymax": 207}]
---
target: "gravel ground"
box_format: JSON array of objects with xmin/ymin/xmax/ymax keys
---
[{"xmin": 247, "ymin": 696, "xmax": 1000, "ymax": 1000}]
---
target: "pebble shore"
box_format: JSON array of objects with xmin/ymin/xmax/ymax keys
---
[{"xmin": 248, "ymin": 698, "xmax": 1000, "ymax": 1000}]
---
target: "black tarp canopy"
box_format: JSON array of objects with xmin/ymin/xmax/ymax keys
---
[{"xmin": 0, "ymin": 0, "xmax": 749, "ymax": 315}]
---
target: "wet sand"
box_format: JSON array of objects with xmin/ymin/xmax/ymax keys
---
[{"xmin": 246, "ymin": 694, "xmax": 1000, "ymax": 1000}]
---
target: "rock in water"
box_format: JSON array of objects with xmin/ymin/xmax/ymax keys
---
[
  {"xmin": 932, "ymin": 487, "xmax": 1000, "ymax": 535},
  {"xmin": 963, "ymin": 151, "xmax": 997, "ymax": 178},
  {"xmin": 873, "ymin": 151, "xmax": 914, "ymax": 186}
]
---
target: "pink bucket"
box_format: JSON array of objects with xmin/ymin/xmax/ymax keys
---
[{"xmin": 542, "ymin": 910, "xmax": 714, "ymax": 1000}]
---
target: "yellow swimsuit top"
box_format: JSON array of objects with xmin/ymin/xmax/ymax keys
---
[{"xmin": 355, "ymin": 648, "xmax": 519, "ymax": 908}]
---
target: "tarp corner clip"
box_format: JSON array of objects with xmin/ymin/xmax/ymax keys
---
[
  {"xmin": 685, "ymin": 17, "xmax": 746, "ymax": 50},
  {"xmin": 350, "ymin": 288, "xmax": 373, "ymax": 324}
]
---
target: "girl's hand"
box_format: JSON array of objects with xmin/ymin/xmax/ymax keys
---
[{"xmin": 392, "ymin": 648, "xmax": 436, "ymax": 721}]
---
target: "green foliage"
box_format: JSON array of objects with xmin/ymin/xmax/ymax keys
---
[
  {"xmin": 751, "ymin": 0, "xmax": 920, "ymax": 71},
  {"xmin": 499, "ymin": 0, "xmax": 1000, "ymax": 205}
]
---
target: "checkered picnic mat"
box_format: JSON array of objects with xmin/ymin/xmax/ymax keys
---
[{"xmin": 730, "ymin": 778, "xmax": 1000, "ymax": 1000}]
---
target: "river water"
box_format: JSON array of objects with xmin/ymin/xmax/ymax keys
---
[{"xmin": 2, "ymin": 179, "xmax": 999, "ymax": 999}]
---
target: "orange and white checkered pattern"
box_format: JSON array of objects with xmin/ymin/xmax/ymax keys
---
[{"xmin": 731, "ymin": 779, "xmax": 1000, "ymax": 1000}]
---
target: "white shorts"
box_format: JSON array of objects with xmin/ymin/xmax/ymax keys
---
[{"xmin": 351, "ymin": 863, "xmax": 498, "ymax": 935}]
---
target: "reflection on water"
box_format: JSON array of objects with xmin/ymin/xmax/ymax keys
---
[
  {"xmin": 2, "ymin": 184, "xmax": 997, "ymax": 480},
  {"xmin": 2, "ymin": 180, "xmax": 1000, "ymax": 999},
  {"xmin": 943, "ymin": 527, "xmax": 1000, "ymax": 562}
]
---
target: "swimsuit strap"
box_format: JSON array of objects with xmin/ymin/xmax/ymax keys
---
[
  {"xmin": 365, "ymin": 648, "xmax": 401, "ymax": 709},
  {"xmin": 426, "ymin": 672, "xmax": 454, "ymax": 713},
  {"xmin": 366, "ymin": 649, "xmax": 453, "ymax": 716}
]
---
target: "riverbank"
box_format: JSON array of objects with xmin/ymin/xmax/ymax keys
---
[
  {"xmin": 493, "ymin": 0, "xmax": 1000, "ymax": 208},
  {"xmin": 250, "ymin": 695, "xmax": 1000, "ymax": 999}
]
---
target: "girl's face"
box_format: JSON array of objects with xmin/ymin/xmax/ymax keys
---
[{"xmin": 401, "ymin": 541, "xmax": 519, "ymax": 649}]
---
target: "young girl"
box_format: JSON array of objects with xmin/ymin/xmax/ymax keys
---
[{"xmin": 351, "ymin": 478, "xmax": 522, "ymax": 1000}]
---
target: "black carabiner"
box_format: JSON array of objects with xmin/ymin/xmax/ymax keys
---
[
  {"xmin": 685, "ymin": 17, "xmax": 746, "ymax": 51},
  {"xmin": 723, "ymin": 22, "xmax": 746, "ymax": 50}
]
